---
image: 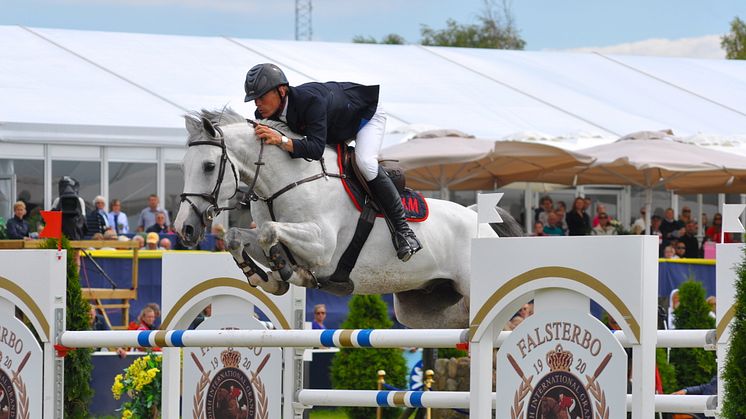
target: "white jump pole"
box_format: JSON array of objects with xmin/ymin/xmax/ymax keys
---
[
  {"xmin": 298, "ymin": 390, "xmax": 478, "ymax": 409},
  {"xmin": 60, "ymin": 328, "xmax": 468, "ymax": 349}
]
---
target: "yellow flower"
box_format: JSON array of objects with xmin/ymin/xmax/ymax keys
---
[
  {"xmin": 111, "ymin": 374, "xmax": 124, "ymax": 400},
  {"xmin": 121, "ymin": 409, "xmax": 133, "ymax": 419}
]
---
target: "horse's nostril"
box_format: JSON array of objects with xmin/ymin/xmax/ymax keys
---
[{"xmin": 183, "ymin": 224, "xmax": 194, "ymax": 238}]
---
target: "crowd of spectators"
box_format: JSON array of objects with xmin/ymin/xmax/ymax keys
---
[
  {"xmin": 4, "ymin": 191, "xmax": 235, "ymax": 252},
  {"xmin": 531, "ymin": 195, "xmax": 741, "ymax": 257}
]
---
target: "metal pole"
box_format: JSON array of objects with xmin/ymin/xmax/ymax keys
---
[{"xmin": 377, "ymin": 370, "xmax": 385, "ymax": 419}]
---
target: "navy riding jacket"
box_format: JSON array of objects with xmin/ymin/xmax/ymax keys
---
[{"xmin": 255, "ymin": 82, "xmax": 379, "ymax": 160}]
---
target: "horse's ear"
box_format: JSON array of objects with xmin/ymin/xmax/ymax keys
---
[
  {"xmin": 201, "ymin": 117, "xmax": 219, "ymax": 138},
  {"xmin": 185, "ymin": 116, "xmax": 202, "ymax": 135}
]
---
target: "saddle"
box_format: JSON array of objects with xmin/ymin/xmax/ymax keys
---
[{"xmin": 335, "ymin": 144, "xmax": 428, "ymax": 222}]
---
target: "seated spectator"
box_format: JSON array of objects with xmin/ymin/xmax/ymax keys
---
[
  {"xmin": 136, "ymin": 306, "xmax": 157, "ymax": 331},
  {"xmin": 312, "ymin": 304, "xmax": 327, "ymax": 329},
  {"xmin": 592, "ymin": 203, "xmax": 609, "ymax": 227},
  {"xmin": 661, "ymin": 208, "xmax": 684, "ymax": 246},
  {"xmin": 705, "ymin": 213, "xmax": 735, "ymax": 243},
  {"xmin": 137, "ymin": 194, "xmax": 170, "ymax": 232},
  {"xmin": 679, "ymin": 206, "xmax": 693, "ymax": 224},
  {"xmin": 146, "ymin": 303, "xmax": 161, "ymax": 328},
  {"xmin": 674, "ymin": 241, "xmax": 687, "ymax": 259},
  {"xmin": 518, "ymin": 302, "xmax": 534, "ymax": 319},
  {"xmin": 503, "ymin": 315, "xmax": 524, "ymax": 331},
  {"xmin": 663, "ymin": 245, "xmax": 678, "ymax": 259},
  {"xmin": 554, "ymin": 205, "xmax": 568, "ymax": 235},
  {"xmin": 146, "ymin": 211, "xmax": 171, "ymax": 234},
  {"xmin": 132, "ymin": 234, "xmax": 145, "ymax": 249},
  {"xmin": 542, "ymin": 211, "xmax": 564, "ymax": 236},
  {"xmin": 86, "ymin": 195, "xmax": 110, "ymax": 237},
  {"xmin": 592, "ymin": 212, "xmax": 616, "ymax": 235},
  {"xmin": 159, "ymin": 237, "xmax": 172, "ymax": 250},
  {"xmin": 107, "ymin": 199, "xmax": 129, "ymax": 235},
  {"xmin": 667, "ymin": 289, "xmax": 679, "ymax": 329},
  {"xmin": 145, "ymin": 232, "xmax": 160, "ymax": 250},
  {"xmin": 6, "ymin": 201, "xmax": 29, "ymax": 239},
  {"xmin": 679, "ymin": 221, "xmax": 700, "ymax": 258},
  {"xmin": 531, "ymin": 222, "xmax": 546, "ymax": 237},
  {"xmin": 706, "ymin": 296, "xmax": 716, "ymax": 319}
]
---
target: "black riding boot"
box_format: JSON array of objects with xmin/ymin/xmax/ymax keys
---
[{"xmin": 367, "ymin": 168, "xmax": 422, "ymax": 262}]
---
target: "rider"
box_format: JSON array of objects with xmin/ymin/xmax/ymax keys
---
[{"xmin": 243, "ymin": 63, "xmax": 422, "ymax": 262}]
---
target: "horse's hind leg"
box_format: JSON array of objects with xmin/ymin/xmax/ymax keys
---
[{"xmin": 225, "ymin": 227, "xmax": 289, "ymax": 295}]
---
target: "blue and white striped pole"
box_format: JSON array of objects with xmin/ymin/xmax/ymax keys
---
[{"xmin": 59, "ymin": 328, "xmax": 469, "ymax": 349}]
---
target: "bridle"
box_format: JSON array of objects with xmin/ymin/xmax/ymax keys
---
[{"xmin": 179, "ymin": 124, "xmax": 241, "ymax": 228}]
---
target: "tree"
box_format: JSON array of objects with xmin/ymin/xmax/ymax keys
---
[
  {"xmin": 722, "ymin": 246, "xmax": 746, "ymax": 417},
  {"xmin": 721, "ymin": 16, "xmax": 746, "ymax": 60},
  {"xmin": 668, "ymin": 281, "xmax": 717, "ymax": 389},
  {"xmin": 42, "ymin": 237, "xmax": 93, "ymax": 418},
  {"xmin": 353, "ymin": 34, "xmax": 406, "ymax": 45},
  {"xmin": 330, "ymin": 295, "xmax": 408, "ymax": 419},
  {"xmin": 420, "ymin": 0, "xmax": 525, "ymax": 49}
]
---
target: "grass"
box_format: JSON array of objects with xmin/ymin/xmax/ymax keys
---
[{"xmin": 309, "ymin": 408, "xmax": 349, "ymax": 418}]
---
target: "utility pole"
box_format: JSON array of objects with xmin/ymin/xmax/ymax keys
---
[{"xmin": 295, "ymin": 0, "xmax": 312, "ymax": 41}]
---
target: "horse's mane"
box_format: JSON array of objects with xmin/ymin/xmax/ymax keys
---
[{"xmin": 186, "ymin": 108, "xmax": 303, "ymax": 145}]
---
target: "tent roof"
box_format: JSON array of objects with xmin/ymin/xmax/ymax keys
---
[{"xmin": 1, "ymin": 25, "xmax": 746, "ymax": 148}]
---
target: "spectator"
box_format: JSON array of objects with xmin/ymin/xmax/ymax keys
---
[
  {"xmin": 146, "ymin": 211, "xmax": 170, "ymax": 234},
  {"xmin": 672, "ymin": 376, "xmax": 717, "ymax": 395},
  {"xmin": 700, "ymin": 212, "xmax": 709, "ymax": 231},
  {"xmin": 651, "ymin": 215, "xmax": 664, "ymax": 255},
  {"xmin": 592, "ymin": 212, "xmax": 617, "ymax": 235},
  {"xmin": 504, "ymin": 315, "xmax": 524, "ymax": 331},
  {"xmin": 592, "ymin": 203, "xmax": 611, "ymax": 227},
  {"xmin": 566, "ymin": 197, "xmax": 591, "ymax": 236},
  {"xmin": 660, "ymin": 208, "xmax": 684, "ymax": 246},
  {"xmin": 631, "ymin": 207, "xmax": 647, "ymax": 235},
  {"xmin": 312, "ymin": 304, "xmax": 327, "ymax": 329},
  {"xmin": 583, "ymin": 197, "xmax": 592, "ymax": 212},
  {"xmin": 679, "ymin": 206, "xmax": 693, "ymax": 224},
  {"xmin": 706, "ymin": 296, "xmax": 716, "ymax": 319},
  {"xmin": 663, "ymin": 245, "xmax": 678, "ymax": 259},
  {"xmin": 705, "ymin": 213, "xmax": 734, "ymax": 243},
  {"xmin": 518, "ymin": 302, "xmax": 534, "ymax": 319},
  {"xmin": 107, "ymin": 199, "xmax": 129, "ymax": 235},
  {"xmin": 543, "ymin": 211, "xmax": 564, "ymax": 236},
  {"xmin": 536, "ymin": 196, "xmax": 553, "ymax": 225},
  {"xmin": 554, "ymin": 206, "xmax": 568, "ymax": 235},
  {"xmin": 674, "ymin": 241, "xmax": 687, "ymax": 259},
  {"xmin": 86, "ymin": 195, "xmax": 109, "ymax": 237},
  {"xmin": 679, "ymin": 221, "xmax": 700, "ymax": 258},
  {"xmin": 212, "ymin": 224, "xmax": 227, "ymax": 252},
  {"xmin": 6, "ymin": 201, "xmax": 29, "ymax": 239},
  {"xmin": 145, "ymin": 232, "xmax": 160, "ymax": 250},
  {"xmin": 137, "ymin": 194, "xmax": 170, "ymax": 232},
  {"xmin": 159, "ymin": 237, "xmax": 172, "ymax": 250},
  {"xmin": 132, "ymin": 234, "xmax": 145, "ymax": 249},
  {"xmin": 532, "ymin": 222, "xmax": 546, "ymax": 237},
  {"xmin": 146, "ymin": 303, "xmax": 161, "ymax": 328}
]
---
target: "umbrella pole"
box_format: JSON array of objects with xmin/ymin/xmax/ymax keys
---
[{"xmin": 645, "ymin": 188, "xmax": 652, "ymax": 235}]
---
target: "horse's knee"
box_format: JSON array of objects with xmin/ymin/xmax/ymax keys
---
[{"xmin": 258, "ymin": 222, "xmax": 279, "ymax": 249}]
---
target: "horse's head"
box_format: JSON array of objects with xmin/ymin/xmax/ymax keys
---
[{"xmin": 174, "ymin": 112, "xmax": 241, "ymax": 246}]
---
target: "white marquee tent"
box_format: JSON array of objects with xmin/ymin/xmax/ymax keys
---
[{"xmin": 1, "ymin": 25, "xmax": 745, "ymax": 223}]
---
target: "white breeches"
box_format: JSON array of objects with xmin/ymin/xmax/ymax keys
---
[{"xmin": 354, "ymin": 106, "xmax": 387, "ymax": 182}]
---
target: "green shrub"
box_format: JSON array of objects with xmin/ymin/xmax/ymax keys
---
[
  {"xmin": 669, "ymin": 280, "xmax": 716, "ymax": 388},
  {"xmin": 437, "ymin": 348, "xmax": 468, "ymax": 359},
  {"xmin": 655, "ymin": 348, "xmax": 677, "ymax": 393},
  {"xmin": 42, "ymin": 237, "xmax": 94, "ymax": 418},
  {"xmin": 330, "ymin": 295, "xmax": 407, "ymax": 419},
  {"xmin": 722, "ymin": 246, "xmax": 746, "ymax": 418}
]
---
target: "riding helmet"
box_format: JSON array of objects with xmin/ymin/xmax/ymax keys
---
[{"xmin": 244, "ymin": 63, "xmax": 289, "ymax": 102}]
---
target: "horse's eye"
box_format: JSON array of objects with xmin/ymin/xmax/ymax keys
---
[{"xmin": 204, "ymin": 162, "xmax": 216, "ymax": 172}]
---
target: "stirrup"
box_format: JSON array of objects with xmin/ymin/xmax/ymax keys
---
[{"xmin": 395, "ymin": 232, "xmax": 422, "ymax": 262}]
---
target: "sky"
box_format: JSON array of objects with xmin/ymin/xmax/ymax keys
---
[{"xmin": 2, "ymin": 0, "xmax": 744, "ymax": 58}]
